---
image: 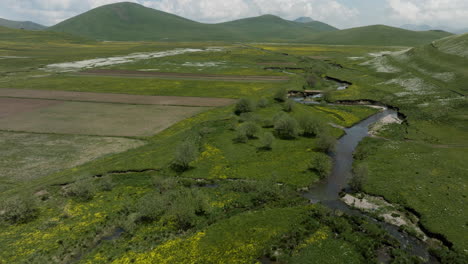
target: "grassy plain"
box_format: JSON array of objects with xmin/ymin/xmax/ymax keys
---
[
  {"xmin": 2, "ymin": 27, "xmax": 464, "ymax": 263},
  {"xmin": 0, "ymin": 132, "xmax": 144, "ymax": 192}
]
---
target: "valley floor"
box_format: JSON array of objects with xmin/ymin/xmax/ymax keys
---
[{"xmin": 0, "ymin": 36, "xmax": 466, "ymax": 263}]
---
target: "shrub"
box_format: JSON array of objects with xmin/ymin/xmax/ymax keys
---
[
  {"xmin": 283, "ymin": 99, "xmax": 295, "ymax": 112},
  {"xmin": 136, "ymin": 192, "xmax": 168, "ymax": 223},
  {"xmin": 305, "ymin": 74, "xmax": 318, "ymax": 88},
  {"xmin": 309, "ymin": 154, "xmax": 332, "ymax": 179},
  {"xmin": 274, "ymin": 87, "xmax": 287, "ymax": 102},
  {"xmin": 239, "ymin": 122, "xmax": 260, "ymax": 138},
  {"xmin": 164, "ymin": 189, "xmax": 211, "ymax": 231},
  {"xmin": 234, "ymin": 98, "xmax": 255, "ymax": 115},
  {"xmin": 0, "ymin": 196, "xmax": 38, "ymax": 224},
  {"xmin": 234, "ymin": 128, "xmax": 249, "ymax": 143},
  {"xmin": 98, "ymin": 177, "xmax": 114, "ymax": 192},
  {"xmin": 152, "ymin": 175, "xmax": 178, "ymax": 193},
  {"xmin": 172, "ymin": 141, "xmax": 198, "ymax": 171},
  {"xmin": 63, "ymin": 180, "xmax": 95, "ymax": 201},
  {"xmin": 274, "ymin": 115, "xmax": 299, "ymax": 139},
  {"xmin": 257, "ymin": 97, "xmax": 269, "ymax": 108},
  {"xmin": 298, "ymin": 114, "xmax": 323, "ymax": 137},
  {"xmin": 259, "ymin": 132, "xmax": 274, "ymax": 150},
  {"xmin": 350, "ymin": 163, "xmax": 368, "ymax": 192},
  {"xmin": 261, "ymin": 118, "xmax": 274, "ymax": 128},
  {"xmin": 316, "ymin": 132, "xmax": 336, "ymax": 152}
]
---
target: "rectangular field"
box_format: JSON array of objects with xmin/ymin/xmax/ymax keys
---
[
  {"xmin": 0, "ymin": 98, "xmax": 211, "ymax": 137},
  {"xmin": 0, "ymin": 88, "xmax": 235, "ymax": 107}
]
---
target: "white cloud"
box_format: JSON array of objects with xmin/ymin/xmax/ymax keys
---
[
  {"xmin": 0, "ymin": 0, "xmax": 359, "ymax": 28},
  {"xmin": 387, "ymin": 0, "xmax": 468, "ymax": 28}
]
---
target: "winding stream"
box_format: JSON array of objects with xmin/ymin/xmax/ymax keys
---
[{"xmin": 294, "ymin": 92, "xmax": 438, "ymax": 263}]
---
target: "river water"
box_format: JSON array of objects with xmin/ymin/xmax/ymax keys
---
[{"xmin": 293, "ymin": 94, "xmax": 438, "ymax": 263}]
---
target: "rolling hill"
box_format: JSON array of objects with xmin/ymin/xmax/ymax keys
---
[
  {"xmin": 302, "ymin": 25, "xmax": 452, "ymax": 46},
  {"xmin": 48, "ymin": 2, "xmax": 338, "ymax": 42},
  {"xmin": 0, "ymin": 26, "xmax": 90, "ymax": 43},
  {"xmin": 0, "ymin": 18, "xmax": 46, "ymax": 30},
  {"xmin": 48, "ymin": 2, "xmax": 451, "ymax": 45}
]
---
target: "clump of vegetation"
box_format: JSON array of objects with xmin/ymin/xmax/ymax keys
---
[
  {"xmin": 234, "ymin": 98, "xmax": 255, "ymax": 115},
  {"xmin": 316, "ymin": 132, "xmax": 336, "ymax": 153},
  {"xmin": 274, "ymin": 114, "xmax": 299, "ymax": 139},
  {"xmin": 283, "ymin": 99, "xmax": 295, "ymax": 112},
  {"xmin": 257, "ymin": 97, "xmax": 269, "ymax": 108},
  {"xmin": 274, "ymin": 87, "xmax": 287, "ymax": 102},
  {"xmin": 172, "ymin": 141, "xmax": 198, "ymax": 172},
  {"xmin": 98, "ymin": 177, "xmax": 115, "ymax": 191},
  {"xmin": 0, "ymin": 196, "xmax": 38, "ymax": 224},
  {"xmin": 259, "ymin": 132, "xmax": 274, "ymax": 150},
  {"xmin": 62, "ymin": 179, "xmax": 95, "ymax": 201},
  {"xmin": 349, "ymin": 163, "xmax": 368, "ymax": 192},
  {"xmin": 152, "ymin": 175, "xmax": 178, "ymax": 193},
  {"xmin": 309, "ymin": 154, "xmax": 332, "ymax": 179},
  {"xmin": 235, "ymin": 122, "xmax": 260, "ymax": 143},
  {"xmin": 305, "ymin": 74, "xmax": 318, "ymax": 88},
  {"xmin": 298, "ymin": 114, "xmax": 323, "ymax": 137}
]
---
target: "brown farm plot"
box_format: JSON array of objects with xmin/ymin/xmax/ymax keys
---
[
  {"xmin": 0, "ymin": 88, "xmax": 235, "ymax": 107},
  {"xmin": 76, "ymin": 69, "xmax": 290, "ymax": 82},
  {"xmin": 0, "ymin": 97, "xmax": 211, "ymax": 137}
]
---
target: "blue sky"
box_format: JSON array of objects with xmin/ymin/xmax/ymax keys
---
[{"xmin": 1, "ymin": 0, "xmax": 467, "ymax": 30}]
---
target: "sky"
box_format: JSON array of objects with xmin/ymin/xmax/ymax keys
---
[{"xmin": 1, "ymin": 0, "xmax": 468, "ymax": 30}]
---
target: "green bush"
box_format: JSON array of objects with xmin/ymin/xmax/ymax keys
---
[
  {"xmin": 259, "ymin": 132, "xmax": 274, "ymax": 150},
  {"xmin": 350, "ymin": 163, "xmax": 368, "ymax": 192},
  {"xmin": 257, "ymin": 97, "xmax": 269, "ymax": 108},
  {"xmin": 274, "ymin": 115, "xmax": 299, "ymax": 139},
  {"xmin": 98, "ymin": 177, "xmax": 115, "ymax": 192},
  {"xmin": 309, "ymin": 154, "xmax": 332, "ymax": 179},
  {"xmin": 63, "ymin": 180, "xmax": 95, "ymax": 201},
  {"xmin": 298, "ymin": 114, "xmax": 323, "ymax": 137},
  {"xmin": 274, "ymin": 87, "xmax": 287, "ymax": 102},
  {"xmin": 0, "ymin": 196, "xmax": 38, "ymax": 224},
  {"xmin": 234, "ymin": 98, "xmax": 255, "ymax": 115},
  {"xmin": 239, "ymin": 122, "xmax": 260, "ymax": 139},
  {"xmin": 172, "ymin": 141, "xmax": 198, "ymax": 171},
  {"xmin": 283, "ymin": 99, "xmax": 295, "ymax": 112},
  {"xmin": 316, "ymin": 132, "xmax": 336, "ymax": 152},
  {"xmin": 152, "ymin": 175, "xmax": 178, "ymax": 193}
]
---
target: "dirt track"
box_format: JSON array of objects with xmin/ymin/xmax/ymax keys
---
[
  {"xmin": 0, "ymin": 88, "xmax": 235, "ymax": 107},
  {"xmin": 76, "ymin": 69, "xmax": 290, "ymax": 82}
]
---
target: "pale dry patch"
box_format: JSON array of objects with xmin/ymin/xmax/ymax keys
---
[
  {"xmin": 0, "ymin": 132, "xmax": 145, "ymax": 187},
  {"xmin": 44, "ymin": 48, "xmax": 222, "ymax": 72}
]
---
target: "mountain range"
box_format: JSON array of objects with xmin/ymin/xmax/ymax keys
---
[{"xmin": 0, "ymin": 2, "xmax": 453, "ymax": 46}]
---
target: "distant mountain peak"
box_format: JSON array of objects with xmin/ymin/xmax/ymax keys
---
[{"xmin": 294, "ymin": 17, "xmax": 315, "ymax": 23}]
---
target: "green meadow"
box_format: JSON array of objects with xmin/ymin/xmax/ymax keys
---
[{"xmin": 1, "ymin": 13, "xmax": 467, "ymax": 263}]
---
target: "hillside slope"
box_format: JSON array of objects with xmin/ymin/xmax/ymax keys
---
[
  {"xmin": 0, "ymin": 26, "xmax": 90, "ymax": 43},
  {"xmin": 48, "ymin": 2, "xmax": 337, "ymax": 42},
  {"xmin": 48, "ymin": 3, "xmax": 450, "ymax": 45},
  {"xmin": 303, "ymin": 25, "xmax": 452, "ymax": 46},
  {"xmin": 0, "ymin": 18, "xmax": 46, "ymax": 30}
]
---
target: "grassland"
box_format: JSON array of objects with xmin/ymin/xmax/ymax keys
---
[
  {"xmin": 0, "ymin": 132, "xmax": 144, "ymax": 192},
  {"xmin": 1, "ymin": 26, "xmax": 465, "ymax": 263}
]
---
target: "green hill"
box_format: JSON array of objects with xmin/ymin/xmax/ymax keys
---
[
  {"xmin": 0, "ymin": 26, "xmax": 90, "ymax": 43},
  {"xmin": 433, "ymin": 33, "xmax": 468, "ymax": 58},
  {"xmin": 48, "ymin": 3, "xmax": 450, "ymax": 46},
  {"xmin": 303, "ymin": 25, "xmax": 452, "ymax": 46},
  {"xmin": 0, "ymin": 18, "xmax": 46, "ymax": 30},
  {"xmin": 48, "ymin": 2, "xmax": 337, "ymax": 42},
  {"xmin": 303, "ymin": 21, "xmax": 338, "ymax": 32}
]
